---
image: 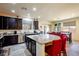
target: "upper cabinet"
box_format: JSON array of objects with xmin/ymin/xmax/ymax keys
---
[
  {"xmin": 0, "ymin": 16, "xmax": 22, "ymax": 30},
  {"xmin": 33, "ymin": 21, "xmax": 38, "ymax": 30},
  {"xmin": 3, "ymin": 16, "xmax": 8, "ymax": 29},
  {"xmin": 17, "ymin": 19, "xmax": 22, "ymax": 29},
  {"xmin": 0, "ymin": 16, "xmax": 3, "ymax": 29},
  {"xmin": 8, "ymin": 17, "xmax": 16, "ymax": 29}
]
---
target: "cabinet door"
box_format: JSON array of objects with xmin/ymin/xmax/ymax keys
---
[
  {"xmin": 31, "ymin": 40, "xmax": 36, "ymax": 56},
  {"xmin": 25, "ymin": 37, "xmax": 29, "ymax": 49},
  {"xmin": 0, "ymin": 16, "xmax": 3, "ymax": 29},
  {"xmin": 3, "ymin": 16, "xmax": 8, "ymax": 29},
  {"xmin": 28, "ymin": 38, "xmax": 32, "ymax": 52},
  {"xmin": 33, "ymin": 21, "xmax": 38, "ymax": 30},
  {"xmin": 3, "ymin": 35, "xmax": 18, "ymax": 47},
  {"xmin": 10, "ymin": 35, "xmax": 18, "ymax": 44},
  {"xmin": 3, "ymin": 36, "xmax": 11, "ymax": 46},
  {"xmin": 8, "ymin": 17, "xmax": 16, "ymax": 29},
  {"xmin": 18, "ymin": 19, "xmax": 22, "ymax": 29}
]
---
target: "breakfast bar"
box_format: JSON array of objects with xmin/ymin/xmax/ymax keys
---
[{"xmin": 25, "ymin": 34, "xmax": 60, "ymax": 56}]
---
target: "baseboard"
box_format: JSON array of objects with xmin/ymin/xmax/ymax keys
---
[
  {"xmin": 18, "ymin": 42, "xmax": 25, "ymax": 44},
  {"xmin": 73, "ymin": 40, "xmax": 79, "ymax": 42}
]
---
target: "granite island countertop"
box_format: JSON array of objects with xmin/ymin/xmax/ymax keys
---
[{"xmin": 27, "ymin": 34, "xmax": 60, "ymax": 44}]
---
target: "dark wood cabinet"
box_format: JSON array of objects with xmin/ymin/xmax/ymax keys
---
[
  {"xmin": 0, "ymin": 16, "xmax": 22, "ymax": 29},
  {"xmin": 7, "ymin": 17, "xmax": 16, "ymax": 29},
  {"xmin": 0, "ymin": 16, "xmax": 3, "ymax": 29},
  {"xmin": 25, "ymin": 35, "xmax": 36, "ymax": 56},
  {"xmin": 18, "ymin": 19, "xmax": 22, "ymax": 29},
  {"xmin": 3, "ymin": 35, "xmax": 18, "ymax": 47},
  {"xmin": 33, "ymin": 21, "xmax": 38, "ymax": 30},
  {"xmin": 0, "ymin": 37, "xmax": 5, "ymax": 55},
  {"xmin": 31, "ymin": 40, "xmax": 36, "ymax": 56},
  {"xmin": 3, "ymin": 16, "xmax": 8, "ymax": 29}
]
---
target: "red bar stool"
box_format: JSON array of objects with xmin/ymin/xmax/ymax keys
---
[
  {"xmin": 45, "ymin": 39, "xmax": 62, "ymax": 56},
  {"xmin": 48, "ymin": 32, "xmax": 67, "ymax": 56},
  {"xmin": 60, "ymin": 34, "xmax": 67, "ymax": 56},
  {"xmin": 49, "ymin": 32, "xmax": 61, "ymax": 36},
  {"xmin": 48, "ymin": 32, "xmax": 56, "ymax": 35}
]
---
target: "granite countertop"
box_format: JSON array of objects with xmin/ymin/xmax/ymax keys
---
[
  {"xmin": 4, "ymin": 34, "xmax": 19, "ymax": 36},
  {"xmin": 0, "ymin": 35, "xmax": 4, "ymax": 39},
  {"xmin": 0, "ymin": 33, "xmax": 22, "ymax": 39},
  {"xmin": 27, "ymin": 34, "xmax": 60, "ymax": 44},
  {"xmin": 0, "ymin": 32, "xmax": 37, "ymax": 39}
]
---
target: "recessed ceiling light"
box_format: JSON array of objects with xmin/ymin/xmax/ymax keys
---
[
  {"xmin": 33, "ymin": 7, "xmax": 37, "ymax": 11},
  {"xmin": 11, "ymin": 10, "xmax": 15, "ymax": 13}
]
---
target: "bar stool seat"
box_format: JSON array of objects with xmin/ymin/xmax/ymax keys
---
[{"xmin": 45, "ymin": 39, "xmax": 62, "ymax": 56}]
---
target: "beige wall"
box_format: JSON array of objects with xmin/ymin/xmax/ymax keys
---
[
  {"xmin": 51, "ymin": 17, "xmax": 79, "ymax": 41},
  {"xmin": 49, "ymin": 22, "xmax": 55, "ymax": 32},
  {"xmin": 39, "ymin": 21, "xmax": 50, "ymax": 30},
  {"xmin": 75, "ymin": 19, "xmax": 79, "ymax": 40}
]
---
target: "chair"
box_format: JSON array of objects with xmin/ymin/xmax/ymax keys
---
[
  {"xmin": 49, "ymin": 32, "xmax": 61, "ymax": 36},
  {"xmin": 49, "ymin": 32, "xmax": 67, "ymax": 53},
  {"xmin": 48, "ymin": 32, "xmax": 56, "ymax": 35},
  {"xmin": 48, "ymin": 32, "xmax": 67, "ymax": 56},
  {"xmin": 60, "ymin": 34, "xmax": 67, "ymax": 56},
  {"xmin": 45, "ymin": 39, "xmax": 62, "ymax": 56}
]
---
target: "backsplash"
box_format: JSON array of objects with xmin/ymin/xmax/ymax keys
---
[
  {"xmin": 0, "ymin": 30, "xmax": 42, "ymax": 35},
  {"xmin": 0, "ymin": 30, "xmax": 22, "ymax": 34},
  {"xmin": 0, "ymin": 30, "xmax": 35, "ymax": 34}
]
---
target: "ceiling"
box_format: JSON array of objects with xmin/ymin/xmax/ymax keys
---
[{"xmin": 0, "ymin": 3, "xmax": 79, "ymax": 22}]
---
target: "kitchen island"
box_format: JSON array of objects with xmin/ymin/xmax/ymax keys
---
[{"xmin": 25, "ymin": 34, "xmax": 60, "ymax": 56}]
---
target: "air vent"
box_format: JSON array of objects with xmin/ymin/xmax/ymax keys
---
[{"xmin": 21, "ymin": 7, "xmax": 27, "ymax": 11}]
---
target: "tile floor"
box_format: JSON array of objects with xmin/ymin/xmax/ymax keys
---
[
  {"xmin": 67, "ymin": 42, "xmax": 79, "ymax": 56},
  {"xmin": 3, "ymin": 41, "xmax": 79, "ymax": 56},
  {"xmin": 3, "ymin": 43, "xmax": 32, "ymax": 56}
]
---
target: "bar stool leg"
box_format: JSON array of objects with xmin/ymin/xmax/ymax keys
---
[{"xmin": 63, "ymin": 50, "xmax": 67, "ymax": 56}]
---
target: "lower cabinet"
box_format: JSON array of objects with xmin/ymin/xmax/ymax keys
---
[
  {"xmin": 25, "ymin": 36, "xmax": 36, "ymax": 56},
  {"xmin": 0, "ymin": 37, "xmax": 4, "ymax": 55},
  {"xmin": 31, "ymin": 40, "xmax": 36, "ymax": 56},
  {"xmin": 3, "ymin": 35, "xmax": 18, "ymax": 47}
]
